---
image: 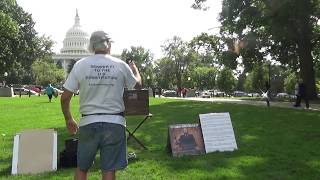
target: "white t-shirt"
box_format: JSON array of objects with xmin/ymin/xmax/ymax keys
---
[{"xmin": 63, "ymin": 54, "xmax": 137, "ymax": 127}]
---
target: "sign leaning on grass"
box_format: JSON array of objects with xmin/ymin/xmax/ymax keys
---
[
  {"xmin": 11, "ymin": 129, "xmax": 57, "ymax": 175},
  {"xmin": 167, "ymin": 124, "xmax": 206, "ymax": 157},
  {"xmin": 199, "ymin": 112, "xmax": 238, "ymax": 153}
]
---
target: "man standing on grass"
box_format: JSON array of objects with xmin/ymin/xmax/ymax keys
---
[
  {"xmin": 61, "ymin": 30, "xmax": 142, "ymax": 180},
  {"xmin": 294, "ymin": 79, "xmax": 309, "ymax": 109}
]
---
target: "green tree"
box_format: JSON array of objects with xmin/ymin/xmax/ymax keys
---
[
  {"xmin": 315, "ymin": 59, "xmax": 320, "ymax": 93},
  {"xmin": 192, "ymin": 66, "xmax": 217, "ymax": 90},
  {"xmin": 162, "ymin": 36, "xmax": 196, "ymax": 90},
  {"xmin": 269, "ymin": 65, "xmax": 291, "ymax": 94},
  {"xmin": 31, "ymin": 57, "xmax": 64, "ymax": 86},
  {"xmin": 244, "ymin": 64, "xmax": 285, "ymax": 93},
  {"xmin": 284, "ymin": 72, "xmax": 297, "ymax": 94},
  {"xmin": 189, "ymin": 32, "xmax": 242, "ymax": 71},
  {"xmin": 121, "ymin": 46, "xmax": 154, "ymax": 88},
  {"xmin": 189, "ymin": 33, "xmax": 222, "ymax": 66},
  {"xmin": 244, "ymin": 73, "xmax": 253, "ymax": 92},
  {"xmin": 217, "ymin": 67, "xmax": 235, "ymax": 93},
  {"xmin": 0, "ymin": 0, "xmax": 53, "ymax": 84},
  {"xmin": 193, "ymin": 0, "xmax": 319, "ymax": 98},
  {"xmin": 251, "ymin": 64, "xmax": 268, "ymax": 92},
  {"xmin": 154, "ymin": 57, "xmax": 175, "ymax": 89},
  {"xmin": 0, "ymin": 0, "xmax": 19, "ymax": 75},
  {"xmin": 235, "ymin": 72, "xmax": 246, "ymax": 91},
  {"xmin": 244, "ymin": 64, "xmax": 267, "ymax": 93}
]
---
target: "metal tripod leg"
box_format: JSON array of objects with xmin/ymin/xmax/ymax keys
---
[{"xmin": 126, "ymin": 114, "xmax": 153, "ymax": 150}]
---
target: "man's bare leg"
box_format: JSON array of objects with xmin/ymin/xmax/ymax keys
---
[
  {"xmin": 75, "ymin": 168, "xmax": 88, "ymax": 180},
  {"xmin": 102, "ymin": 170, "xmax": 115, "ymax": 180}
]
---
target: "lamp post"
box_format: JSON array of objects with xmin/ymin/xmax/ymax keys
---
[{"xmin": 3, "ymin": 72, "xmax": 8, "ymax": 87}]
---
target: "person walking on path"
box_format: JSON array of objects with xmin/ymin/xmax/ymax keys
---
[
  {"xmin": 61, "ymin": 30, "xmax": 142, "ymax": 180},
  {"xmin": 152, "ymin": 87, "xmax": 156, "ymax": 98},
  {"xmin": 264, "ymin": 81, "xmax": 271, "ymax": 107},
  {"xmin": 45, "ymin": 84, "xmax": 55, "ymax": 102},
  {"xmin": 158, "ymin": 87, "xmax": 162, "ymax": 97},
  {"xmin": 294, "ymin": 79, "xmax": 309, "ymax": 109},
  {"xmin": 38, "ymin": 86, "xmax": 42, "ymax": 97},
  {"xmin": 182, "ymin": 88, "xmax": 187, "ymax": 98}
]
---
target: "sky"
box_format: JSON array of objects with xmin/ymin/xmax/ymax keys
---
[{"xmin": 16, "ymin": 0, "xmax": 222, "ymax": 59}]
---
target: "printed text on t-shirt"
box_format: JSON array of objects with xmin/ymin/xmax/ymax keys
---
[{"xmin": 85, "ymin": 64, "xmax": 118, "ymax": 86}]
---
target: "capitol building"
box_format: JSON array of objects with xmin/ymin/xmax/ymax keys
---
[{"xmin": 53, "ymin": 10, "xmax": 92, "ymax": 76}]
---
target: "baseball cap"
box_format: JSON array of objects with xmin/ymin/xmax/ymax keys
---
[{"xmin": 88, "ymin": 31, "xmax": 113, "ymax": 52}]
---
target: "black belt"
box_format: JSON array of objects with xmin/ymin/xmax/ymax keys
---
[{"xmin": 81, "ymin": 112, "xmax": 125, "ymax": 117}]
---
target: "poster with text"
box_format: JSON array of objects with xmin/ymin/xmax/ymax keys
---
[{"xmin": 199, "ymin": 112, "xmax": 238, "ymax": 153}]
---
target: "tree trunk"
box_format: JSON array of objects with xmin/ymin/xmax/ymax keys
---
[
  {"xmin": 176, "ymin": 72, "xmax": 182, "ymax": 91},
  {"xmin": 297, "ymin": 40, "xmax": 317, "ymax": 99},
  {"xmin": 296, "ymin": 0, "xmax": 318, "ymax": 99}
]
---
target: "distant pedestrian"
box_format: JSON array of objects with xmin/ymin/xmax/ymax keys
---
[
  {"xmin": 265, "ymin": 81, "xmax": 270, "ymax": 107},
  {"xmin": 28, "ymin": 89, "xmax": 31, "ymax": 98},
  {"xmin": 38, "ymin": 86, "xmax": 41, "ymax": 97},
  {"xmin": 45, "ymin": 84, "xmax": 55, "ymax": 102},
  {"xmin": 294, "ymin": 79, "xmax": 309, "ymax": 109},
  {"xmin": 152, "ymin": 87, "xmax": 156, "ymax": 98},
  {"xmin": 177, "ymin": 87, "xmax": 181, "ymax": 97},
  {"xmin": 158, "ymin": 87, "xmax": 162, "ymax": 98},
  {"xmin": 195, "ymin": 91, "xmax": 199, "ymax": 97},
  {"xmin": 182, "ymin": 88, "xmax": 187, "ymax": 98}
]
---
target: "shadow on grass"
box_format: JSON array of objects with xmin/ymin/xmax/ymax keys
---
[{"xmin": 0, "ymin": 158, "xmax": 12, "ymax": 177}]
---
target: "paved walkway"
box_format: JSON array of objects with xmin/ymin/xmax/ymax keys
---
[{"xmin": 167, "ymin": 97, "xmax": 320, "ymax": 111}]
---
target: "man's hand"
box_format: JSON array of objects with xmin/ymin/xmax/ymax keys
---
[
  {"xmin": 61, "ymin": 89, "xmax": 78, "ymax": 135},
  {"xmin": 128, "ymin": 61, "xmax": 142, "ymax": 89},
  {"xmin": 128, "ymin": 61, "xmax": 138, "ymax": 73},
  {"xmin": 66, "ymin": 119, "xmax": 78, "ymax": 135}
]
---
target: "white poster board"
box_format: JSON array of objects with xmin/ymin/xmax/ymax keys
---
[
  {"xmin": 199, "ymin": 112, "xmax": 237, "ymax": 153},
  {"xmin": 11, "ymin": 129, "xmax": 57, "ymax": 175}
]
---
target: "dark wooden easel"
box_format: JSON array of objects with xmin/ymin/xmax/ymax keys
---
[{"xmin": 124, "ymin": 89, "xmax": 152, "ymax": 150}]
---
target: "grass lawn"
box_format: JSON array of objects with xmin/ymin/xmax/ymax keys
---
[{"xmin": 0, "ymin": 96, "xmax": 320, "ymax": 179}]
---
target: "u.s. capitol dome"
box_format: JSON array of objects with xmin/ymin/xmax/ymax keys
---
[{"xmin": 53, "ymin": 10, "xmax": 92, "ymax": 76}]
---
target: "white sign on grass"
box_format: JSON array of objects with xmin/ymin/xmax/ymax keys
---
[
  {"xmin": 199, "ymin": 112, "xmax": 237, "ymax": 153},
  {"xmin": 11, "ymin": 129, "xmax": 57, "ymax": 175}
]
